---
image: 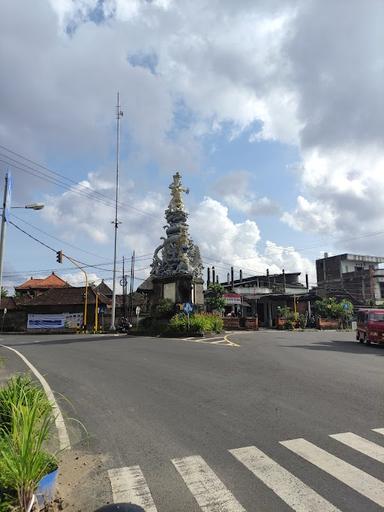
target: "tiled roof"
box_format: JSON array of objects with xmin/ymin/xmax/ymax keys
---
[
  {"xmin": 17, "ymin": 287, "xmax": 110, "ymax": 307},
  {"xmin": 137, "ymin": 276, "xmax": 154, "ymax": 291},
  {"xmin": 95, "ymin": 280, "xmax": 112, "ymax": 296},
  {"xmin": 15, "ymin": 272, "xmax": 70, "ymax": 290},
  {"xmin": 115, "ymin": 293, "xmax": 146, "ymax": 307}
]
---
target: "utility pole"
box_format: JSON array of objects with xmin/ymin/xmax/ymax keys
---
[
  {"xmin": 0, "ymin": 172, "xmax": 11, "ymax": 309},
  {"xmin": 128, "ymin": 250, "xmax": 135, "ymax": 322},
  {"xmin": 120, "ymin": 256, "xmax": 128, "ymax": 320},
  {"xmin": 111, "ymin": 92, "xmax": 123, "ymax": 330}
]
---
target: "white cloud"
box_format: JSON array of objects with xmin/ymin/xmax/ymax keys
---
[
  {"xmin": 190, "ymin": 196, "xmax": 313, "ymax": 282},
  {"xmin": 282, "ymin": 147, "xmax": 384, "ymax": 252},
  {"xmin": 215, "ymin": 171, "xmax": 281, "ymax": 217},
  {"xmin": 1, "ymin": 0, "xmax": 383, "ymax": 273},
  {"xmin": 42, "ymin": 170, "xmax": 165, "ymax": 259}
]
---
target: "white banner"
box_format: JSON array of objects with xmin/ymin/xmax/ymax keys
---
[
  {"xmin": 27, "ymin": 313, "xmax": 83, "ymax": 329},
  {"xmin": 28, "ymin": 314, "xmax": 65, "ymax": 329}
]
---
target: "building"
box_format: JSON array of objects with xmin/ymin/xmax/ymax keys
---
[
  {"xmin": 15, "ymin": 272, "xmax": 70, "ymax": 297},
  {"xmin": 316, "ymin": 253, "xmax": 384, "ymax": 306},
  {"xmin": 0, "ymin": 285, "xmax": 111, "ymax": 332},
  {"xmin": 208, "ymin": 267, "xmax": 310, "ymax": 327}
]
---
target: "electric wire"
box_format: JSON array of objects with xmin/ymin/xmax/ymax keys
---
[
  {"xmin": 10, "ymin": 212, "xmax": 112, "ymax": 261},
  {"xmin": 0, "ymin": 146, "xmax": 160, "ymax": 219}
]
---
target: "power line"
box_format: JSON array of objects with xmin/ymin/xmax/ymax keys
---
[
  {"xmin": 7, "ymin": 220, "xmax": 120, "ymax": 273},
  {"xmin": 10, "ymin": 212, "xmax": 112, "ymax": 261},
  {"xmin": 0, "ymin": 145, "xmax": 160, "ymax": 219},
  {"xmin": 9, "ymin": 220, "xmax": 57, "ymax": 253}
]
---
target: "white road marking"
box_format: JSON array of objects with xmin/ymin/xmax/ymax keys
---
[
  {"xmin": 172, "ymin": 455, "xmax": 246, "ymax": 512},
  {"xmin": 372, "ymin": 428, "xmax": 384, "ymax": 436},
  {"xmin": 0, "ymin": 344, "xmax": 70, "ymax": 450},
  {"xmin": 330, "ymin": 432, "xmax": 384, "ymax": 463},
  {"xmin": 281, "ymin": 438, "xmax": 384, "ymax": 507},
  {"xmin": 108, "ymin": 466, "xmax": 158, "ymax": 511},
  {"xmin": 180, "ymin": 336, "xmax": 239, "ymax": 347},
  {"xmin": 230, "ymin": 445, "xmax": 340, "ymax": 512}
]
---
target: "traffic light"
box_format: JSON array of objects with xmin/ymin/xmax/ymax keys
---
[{"xmin": 56, "ymin": 250, "xmax": 63, "ymax": 264}]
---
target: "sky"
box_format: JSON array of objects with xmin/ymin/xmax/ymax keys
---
[{"xmin": 0, "ymin": 0, "xmax": 383, "ymax": 293}]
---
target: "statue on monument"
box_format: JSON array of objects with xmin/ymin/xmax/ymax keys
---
[
  {"xmin": 168, "ymin": 172, "xmax": 189, "ymax": 212},
  {"xmin": 150, "ymin": 172, "xmax": 203, "ymax": 280}
]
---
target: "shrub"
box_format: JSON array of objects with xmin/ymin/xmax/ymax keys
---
[
  {"xmin": 298, "ymin": 313, "xmax": 307, "ymax": 329},
  {"xmin": 169, "ymin": 313, "xmax": 188, "ymax": 332},
  {"xmin": 210, "ymin": 314, "xmax": 224, "ymax": 333},
  {"xmin": 314, "ymin": 298, "xmax": 353, "ymax": 321},
  {"xmin": 169, "ymin": 313, "xmax": 223, "ymax": 334},
  {"xmin": 277, "ymin": 306, "xmax": 294, "ymax": 321},
  {"xmin": 189, "ymin": 315, "xmax": 210, "ymax": 333}
]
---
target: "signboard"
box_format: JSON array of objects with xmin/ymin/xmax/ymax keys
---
[
  {"xmin": 27, "ymin": 313, "xmax": 83, "ymax": 329},
  {"xmin": 224, "ymin": 293, "xmax": 242, "ymax": 305},
  {"xmin": 28, "ymin": 314, "xmax": 65, "ymax": 329},
  {"xmin": 183, "ymin": 302, "xmax": 193, "ymax": 314},
  {"xmin": 135, "ymin": 306, "xmax": 141, "ymax": 316}
]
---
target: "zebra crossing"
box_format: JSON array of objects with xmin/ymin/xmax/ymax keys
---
[{"xmin": 107, "ymin": 426, "xmax": 384, "ymax": 511}]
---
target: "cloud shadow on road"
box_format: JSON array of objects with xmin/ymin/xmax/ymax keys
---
[{"xmin": 286, "ymin": 339, "xmax": 384, "ymax": 355}]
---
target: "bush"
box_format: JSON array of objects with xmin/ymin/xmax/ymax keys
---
[
  {"xmin": 169, "ymin": 313, "xmax": 187, "ymax": 332},
  {"xmin": 314, "ymin": 298, "xmax": 353, "ymax": 322},
  {"xmin": 210, "ymin": 315, "xmax": 224, "ymax": 333},
  {"xmin": 298, "ymin": 313, "xmax": 307, "ymax": 329},
  {"xmin": 277, "ymin": 306, "xmax": 294, "ymax": 320},
  {"xmin": 169, "ymin": 313, "xmax": 223, "ymax": 334}
]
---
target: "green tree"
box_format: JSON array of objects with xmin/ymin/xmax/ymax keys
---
[
  {"xmin": 1, "ymin": 287, "xmax": 8, "ymax": 298},
  {"xmin": 314, "ymin": 297, "xmax": 353, "ymax": 322},
  {"xmin": 205, "ymin": 283, "xmax": 226, "ymax": 313}
]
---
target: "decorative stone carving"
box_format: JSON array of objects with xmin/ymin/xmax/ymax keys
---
[{"xmin": 150, "ymin": 172, "xmax": 203, "ymax": 279}]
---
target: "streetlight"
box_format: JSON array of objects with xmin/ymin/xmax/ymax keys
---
[{"xmin": 0, "ymin": 171, "xmax": 44, "ymax": 306}]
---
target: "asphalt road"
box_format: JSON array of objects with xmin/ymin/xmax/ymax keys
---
[{"xmin": 1, "ymin": 330, "xmax": 383, "ymax": 512}]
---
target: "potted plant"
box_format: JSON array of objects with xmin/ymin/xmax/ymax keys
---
[{"xmin": 276, "ymin": 306, "xmax": 295, "ymax": 329}]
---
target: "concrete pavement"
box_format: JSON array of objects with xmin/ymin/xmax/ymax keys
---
[{"xmin": 0, "ymin": 330, "xmax": 383, "ymax": 511}]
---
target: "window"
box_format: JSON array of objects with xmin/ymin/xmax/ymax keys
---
[
  {"xmin": 380, "ymin": 282, "xmax": 384, "ymax": 299},
  {"xmin": 369, "ymin": 312, "xmax": 384, "ymax": 322}
]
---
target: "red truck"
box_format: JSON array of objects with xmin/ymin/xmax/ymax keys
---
[{"xmin": 356, "ymin": 309, "xmax": 384, "ymax": 345}]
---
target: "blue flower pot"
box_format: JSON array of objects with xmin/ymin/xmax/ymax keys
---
[{"xmin": 36, "ymin": 468, "xmax": 59, "ymax": 508}]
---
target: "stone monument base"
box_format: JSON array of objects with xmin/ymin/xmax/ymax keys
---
[{"xmin": 152, "ymin": 274, "xmax": 204, "ymax": 308}]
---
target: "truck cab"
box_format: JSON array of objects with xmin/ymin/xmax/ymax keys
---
[{"xmin": 356, "ymin": 309, "xmax": 384, "ymax": 345}]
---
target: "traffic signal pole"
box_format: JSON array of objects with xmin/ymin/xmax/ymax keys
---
[{"xmin": 56, "ymin": 251, "xmax": 88, "ymax": 331}]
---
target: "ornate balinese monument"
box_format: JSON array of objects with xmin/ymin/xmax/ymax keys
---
[{"xmin": 150, "ymin": 172, "xmax": 204, "ymax": 306}]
